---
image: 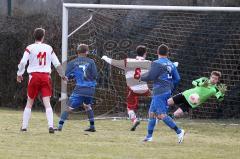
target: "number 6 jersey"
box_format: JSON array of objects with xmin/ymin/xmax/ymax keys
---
[{"xmin": 17, "ymin": 42, "xmax": 61, "ymax": 76}]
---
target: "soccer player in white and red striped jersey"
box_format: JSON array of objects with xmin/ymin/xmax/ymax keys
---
[
  {"xmin": 17, "ymin": 28, "xmax": 66, "ymax": 133},
  {"xmin": 102, "ymin": 45, "xmax": 152, "ymax": 131}
]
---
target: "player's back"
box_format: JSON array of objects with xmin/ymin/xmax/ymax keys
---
[
  {"xmin": 152, "ymin": 57, "xmax": 180, "ymax": 93},
  {"xmin": 66, "ymin": 56, "xmax": 97, "ymax": 88},
  {"xmin": 125, "ymin": 58, "xmax": 151, "ymax": 94},
  {"xmin": 26, "ymin": 42, "xmax": 54, "ymax": 73}
]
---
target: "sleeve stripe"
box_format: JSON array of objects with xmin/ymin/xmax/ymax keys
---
[{"xmin": 25, "ymin": 48, "xmax": 30, "ymax": 54}]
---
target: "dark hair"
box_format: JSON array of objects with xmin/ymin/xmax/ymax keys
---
[
  {"xmin": 211, "ymin": 71, "xmax": 222, "ymax": 78},
  {"xmin": 33, "ymin": 28, "xmax": 45, "ymax": 41},
  {"xmin": 77, "ymin": 44, "xmax": 89, "ymax": 54},
  {"xmin": 157, "ymin": 44, "xmax": 169, "ymax": 55},
  {"xmin": 136, "ymin": 45, "xmax": 146, "ymax": 57}
]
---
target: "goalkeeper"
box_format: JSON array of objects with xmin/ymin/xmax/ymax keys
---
[
  {"xmin": 102, "ymin": 45, "xmax": 152, "ymax": 131},
  {"xmin": 168, "ymin": 71, "xmax": 226, "ymax": 118}
]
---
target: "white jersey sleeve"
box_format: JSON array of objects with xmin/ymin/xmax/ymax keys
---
[
  {"xmin": 17, "ymin": 49, "xmax": 30, "ymax": 76},
  {"xmin": 51, "ymin": 52, "xmax": 61, "ymax": 68},
  {"xmin": 102, "ymin": 56, "xmax": 126, "ymax": 70}
]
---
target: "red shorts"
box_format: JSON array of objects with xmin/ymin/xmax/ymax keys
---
[
  {"xmin": 27, "ymin": 72, "xmax": 52, "ymax": 99},
  {"xmin": 126, "ymin": 87, "xmax": 151, "ymax": 110}
]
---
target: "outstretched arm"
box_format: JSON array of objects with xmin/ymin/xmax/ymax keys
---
[{"xmin": 101, "ymin": 56, "xmax": 126, "ymax": 70}]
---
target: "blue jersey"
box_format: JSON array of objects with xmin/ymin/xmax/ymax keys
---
[
  {"xmin": 141, "ymin": 57, "xmax": 180, "ymax": 96},
  {"xmin": 66, "ymin": 56, "xmax": 97, "ymax": 96}
]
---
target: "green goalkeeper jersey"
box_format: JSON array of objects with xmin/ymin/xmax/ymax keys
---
[{"xmin": 182, "ymin": 77, "xmax": 224, "ymax": 108}]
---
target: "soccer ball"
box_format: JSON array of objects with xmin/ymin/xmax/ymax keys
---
[{"xmin": 189, "ymin": 93, "xmax": 200, "ymax": 104}]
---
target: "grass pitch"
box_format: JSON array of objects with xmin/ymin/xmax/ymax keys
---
[{"xmin": 0, "ymin": 108, "xmax": 239, "ymax": 159}]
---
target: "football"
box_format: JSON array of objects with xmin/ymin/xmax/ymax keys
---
[{"xmin": 189, "ymin": 93, "xmax": 200, "ymax": 104}]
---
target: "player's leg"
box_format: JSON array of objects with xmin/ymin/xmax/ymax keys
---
[
  {"xmin": 42, "ymin": 96, "xmax": 55, "ymax": 133},
  {"xmin": 157, "ymin": 92, "xmax": 185, "ymax": 143},
  {"xmin": 41, "ymin": 74, "xmax": 55, "ymax": 133},
  {"xmin": 83, "ymin": 97, "xmax": 95, "ymax": 132},
  {"xmin": 126, "ymin": 89, "xmax": 140, "ymax": 130},
  {"xmin": 21, "ymin": 74, "xmax": 39, "ymax": 131},
  {"xmin": 168, "ymin": 93, "xmax": 190, "ymax": 118},
  {"xmin": 143, "ymin": 98, "xmax": 156, "ymax": 142},
  {"xmin": 173, "ymin": 108, "xmax": 184, "ymax": 118},
  {"xmin": 58, "ymin": 94, "xmax": 82, "ymax": 131},
  {"xmin": 21, "ymin": 97, "xmax": 34, "ymax": 131}
]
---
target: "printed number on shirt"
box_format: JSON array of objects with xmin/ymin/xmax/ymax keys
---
[
  {"xmin": 167, "ymin": 65, "xmax": 172, "ymax": 79},
  {"xmin": 134, "ymin": 68, "xmax": 141, "ymax": 79},
  {"xmin": 79, "ymin": 64, "xmax": 87, "ymax": 77},
  {"xmin": 37, "ymin": 52, "xmax": 46, "ymax": 65}
]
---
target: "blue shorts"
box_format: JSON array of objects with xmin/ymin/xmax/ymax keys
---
[
  {"xmin": 68, "ymin": 94, "xmax": 93, "ymax": 109},
  {"xmin": 149, "ymin": 91, "xmax": 171, "ymax": 115}
]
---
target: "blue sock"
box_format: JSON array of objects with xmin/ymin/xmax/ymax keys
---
[
  {"xmin": 58, "ymin": 111, "xmax": 69, "ymax": 129},
  {"xmin": 147, "ymin": 118, "xmax": 156, "ymax": 138},
  {"xmin": 162, "ymin": 116, "xmax": 181, "ymax": 134},
  {"xmin": 86, "ymin": 109, "xmax": 95, "ymax": 129}
]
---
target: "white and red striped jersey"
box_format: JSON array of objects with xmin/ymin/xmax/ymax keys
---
[
  {"xmin": 102, "ymin": 56, "xmax": 151, "ymax": 94},
  {"xmin": 17, "ymin": 42, "xmax": 61, "ymax": 76}
]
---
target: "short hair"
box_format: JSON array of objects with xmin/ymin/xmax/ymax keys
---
[
  {"xmin": 136, "ymin": 45, "xmax": 146, "ymax": 57},
  {"xmin": 158, "ymin": 44, "xmax": 169, "ymax": 55},
  {"xmin": 77, "ymin": 44, "xmax": 89, "ymax": 54},
  {"xmin": 211, "ymin": 71, "xmax": 222, "ymax": 78},
  {"xmin": 33, "ymin": 28, "xmax": 45, "ymax": 41}
]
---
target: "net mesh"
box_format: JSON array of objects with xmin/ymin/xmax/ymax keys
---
[{"xmin": 56, "ymin": 9, "xmax": 240, "ymax": 119}]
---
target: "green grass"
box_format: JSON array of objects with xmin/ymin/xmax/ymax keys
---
[{"xmin": 0, "ymin": 108, "xmax": 239, "ymax": 159}]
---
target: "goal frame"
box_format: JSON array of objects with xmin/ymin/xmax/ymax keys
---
[{"xmin": 61, "ymin": 3, "xmax": 240, "ymax": 113}]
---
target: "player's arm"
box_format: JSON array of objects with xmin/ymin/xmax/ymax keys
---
[
  {"xmin": 51, "ymin": 52, "xmax": 67, "ymax": 80},
  {"xmin": 141, "ymin": 62, "xmax": 166, "ymax": 82},
  {"xmin": 65, "ymin": 61, "xmax": 75, "ymax": 79},
  {"xmin": 101, "ymin": 55, "xmax": 125, "ymax": 69},
  {"xmin": 171, "ymin": 65, "xmax": 181, "ymax": 88},
  {"xmin": 16, "ymin": 49, "xmax": 30, "ymax": 83},
  {"xmin": 89, "ymin": 61, "xmax": 98, "ymax": 80},
  {"xmin": 192, "ymin": 77, "xmax": 208, "ymax": 87},
  {"xmin": 215, "ymin": 84, "xmax": 227, "ymax": 102}
]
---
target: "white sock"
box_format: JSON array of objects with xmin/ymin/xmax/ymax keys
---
[
  {"xmin": 22, "ymin": 108, "xmax": 31, "ymax": 129},
  {"xmin": 128, "ymin": 110, "xmax": 137, "ymax": 124},
  {"xmin": 45, "ymin": 107, "xmax": 54, "ymax": 128}
]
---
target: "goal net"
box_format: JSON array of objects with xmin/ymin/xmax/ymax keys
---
[{"xmin": 55, "ymin": 4, "xmax": 240, "ymax": 120}]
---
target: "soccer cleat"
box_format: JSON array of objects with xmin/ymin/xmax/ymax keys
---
[
  {"xmin": 20, "ymin": 128, "xmax": 27, "ymax": 132},
  {"xmin": 130, "ymin": 120, "xmax": 140, "ymax": 131},
  {"xmin": 177, "ymin": 129, "xmax": 185, "ymax": 144},
  {"xmin": 84, "ymin": 127, "xmax": 96, "ymax": 132},
  {"xmin": 49, "ymin": 127, "xmax": 55, "ymax": 134},
  {"xmin": 54, "ymin": 127, "xmax": 62, "ymax": 131},
  {"xmin": 143, "ymin": 136, "xmax": 153, "ymax": 142}
]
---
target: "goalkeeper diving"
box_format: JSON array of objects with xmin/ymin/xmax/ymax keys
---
[{"xmin": 168, "ymin": 71, "xmax": 227, "ymax": 118}]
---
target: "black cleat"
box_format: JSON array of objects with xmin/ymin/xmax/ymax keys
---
[
  {"xmin": 49, "ymin": 127, "xmax": 55, "ymax": 134},
  {"xmin": 20, "ymin": 128, "xmax": 27, "ymax": 132},
  {"xmin": 84, "ymin": 127, "xmax": 96, "ymax": 132},
  {"xmin": 54, "ymin": 127, "xmax": 62, "ymax": 131},
  {"xmin": 130, "ymin": 120, "xmax": 140, "ymax": 131}
]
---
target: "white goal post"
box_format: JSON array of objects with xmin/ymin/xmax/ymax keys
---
[{"xmin": 61, "ymin": 3, "xmax": 240, "ymax": 113}]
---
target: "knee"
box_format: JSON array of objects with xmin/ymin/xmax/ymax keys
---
[
  {"xmin": 157, "ymin": 114, "xmax": 166, "ymax": 120},
  {"xmin": 149, "ymin": 112, "xmax": 155, "ymax": 119},
  {"xmin": 66, "ymin": 107, "xmax": 73, "ymax": 113},
  {"xmin": 167, "ymin": 98, "xmax": 174, "ymax": 106},
  {"xmin": 83, "ymin": 104, "xmax": 92, "ymax": 111}
]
